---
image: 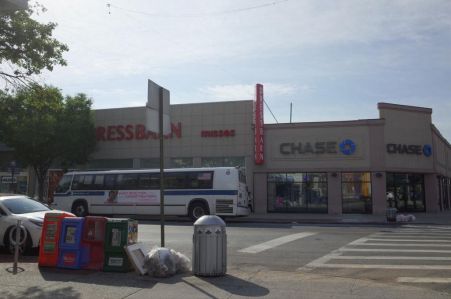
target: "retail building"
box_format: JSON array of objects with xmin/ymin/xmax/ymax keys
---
[
  {"xmin": 1, "ymin": 95, "xmax": 450, "ymax": 217},
  {"xmin": 91, "ymin": 100, "xmax": 451, "ymax": 216}
]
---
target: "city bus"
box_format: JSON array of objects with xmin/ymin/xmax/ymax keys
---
[{"xmin": 52, "ymin": 167, "xmax": 251, "ymax": 220}]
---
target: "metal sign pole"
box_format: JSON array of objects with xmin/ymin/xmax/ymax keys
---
[
  {"xmin": 13, "ymin": 219, "xmax": 21, "ymax": 274},
  {"xmin": 159, "ymin": 87, "xmax": 165, "ymax": 247}
]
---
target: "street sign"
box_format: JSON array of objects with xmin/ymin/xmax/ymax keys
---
[
  {"xmin": 146, "ymin": 80, "xmax": 171, "ymax": 134},
  {"xmin": 145, "ymin": 79, "xmax": 171, "ymax": 248},
  {"xmin": 2, "ymin": 177, "xmax": 17, "ymax": 184}
]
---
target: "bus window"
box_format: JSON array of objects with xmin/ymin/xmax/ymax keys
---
[
  {"xmin": 116, "ymin": 174, "xmax": 138, "ymax": 190},
  {"xmin": 137, "ymin": 173, "xmax": 159, "ymax": 189},
  {"xmin": 104, "ymin": 174, "xmax": 116, "ymax": 189},
  {"xmin": 56, "ymin": 175, "xmax": 72, "ymax": 193},
  {"xmin": 72, "ymin": 174, "xmax": 95, "ymax": 190},
  {"xmin": 165, "ymin": 172, "xmax": 186, "ymax": 189},
  {"xmin": 186, "ymin": 172, "xmax": 213, "ymax": 189},
  {"xmin": 93, "ymin": 175, "xmax": 104, "ymax": 190}
]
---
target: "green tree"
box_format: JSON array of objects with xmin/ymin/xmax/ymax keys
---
[
  {"xmin": 0, "ymin": 84, "xmax": 96, "ymax": 201},
  {"xmin": 0, "ymin": 4, "xmax": 68, "ymax": 86}
]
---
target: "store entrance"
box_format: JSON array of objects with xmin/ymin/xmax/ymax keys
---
[{"xmin": 386, "ymin": 173, "xmax": 425, "ymax": 212}]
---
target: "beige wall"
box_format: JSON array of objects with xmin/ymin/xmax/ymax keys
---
[
  {"xmin": 93, "ymin": 101, "xmax": 254, "ymax": 162},
  {"xmin": 89, "ymin": 100, "xmax": 451, "ymax": 216},
  {"xmin": 255, "ymin": 120, "xmax": 384, "ymax": 172},
  {"xmin": 379, "ymin": 103, "xmax": 434, "ymax": 173}
]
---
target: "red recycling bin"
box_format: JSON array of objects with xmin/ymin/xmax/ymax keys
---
[
  {"xmin": 38, "ymin": 212, "xmax": 74, "ymax": 267},
  {"xmin": 82, "ymin": 216, "xmax": 107, "ymax": 270}
]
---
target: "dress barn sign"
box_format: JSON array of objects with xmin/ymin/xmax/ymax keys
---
[
  {"xmin": 96, "ymin": 122, "xmax": 182, "ymax": 141},
  {"xmin": 254, "ymin": 84, "xmax": 264, "ymax": 165}
]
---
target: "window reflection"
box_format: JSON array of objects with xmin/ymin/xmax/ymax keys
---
[
  {"xmin": 342, "ymin": 172, "xmax": 372, "ymax": 214},
  {"xmin": 267, "ymin": 173, "xmax": 328, "ymax": 213}
]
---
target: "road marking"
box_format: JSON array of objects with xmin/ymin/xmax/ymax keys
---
[
  {"xmin": 376, "ymin": 231, "xmax": 450, "ymax": 236},
  {"xmin": 401, "ymin": 225, "xmax": 451, "ymax": 230},
  {"xmin": 373, "ymin": 234, "xmax": 451, "ymax": 238},
  {"xmin": 332, "ymin": 256, "xmax": 451, "ymax": 261},
  {"xmin": 397, "ymin": 277, "xmax": 451, "ymax": 283},
  {"xmin": 366, "ymin": 238, "xmax": 451, "ymax": 242},
  {"xmin": 339, "ymin": 248, "xmax": 451, "ymax": 253},
  {"xmin": 352, "ymin": 243, "xmax": 451, "ymax": 247},
  {"xmin": 238, "ymin": 232, "xmax": 316, "ymax": 254},
  {"xmin": 302, "ymin": 232, "xmax": 451, "ymax": 272},
  {"xmin": 305, "ymin": 264, "xmax": 451, "ymax": 270}
]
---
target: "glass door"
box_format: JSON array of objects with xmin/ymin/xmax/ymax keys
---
[{"xmin": 386, "ymin": 173, "xmax": 425, "ymax": 212}]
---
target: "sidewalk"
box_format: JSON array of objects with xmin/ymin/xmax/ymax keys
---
[
  {"xmin": 134, "ymin": 211, "xmax": 451, "ymax": 226},
  {"xmin": 226, "ymin": 210, "xmax": 451, "ymax": 226},
  {"xmin": 1, "ymin": 262, "xmax": 450, "ymax": 299}
]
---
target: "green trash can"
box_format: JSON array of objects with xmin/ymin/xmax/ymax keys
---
[{"xmin": 103, "ymin": 218, "xmax": 138, "ymax": 272}]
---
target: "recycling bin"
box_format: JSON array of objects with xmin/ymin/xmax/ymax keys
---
[
  {"xmin": 192, "ymin": 215, "xmax": 227, "ymax": 276},
  {"xmin": 38, "ymin": 212, "xmax": 74, "ymax": 267}
]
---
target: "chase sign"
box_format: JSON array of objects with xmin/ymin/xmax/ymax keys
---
[
  {"xmin": 280, "ymin": 139, "xmax": 357, "ymax": 156},
  {"xmin": 386, "ymin": 144, "xmax": 432, "ymax": 157}
]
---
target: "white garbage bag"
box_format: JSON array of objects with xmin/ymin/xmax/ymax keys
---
[
  {"xmin": 407, "ymin": 214, "xmax": 416, "ymax": 222},
  {"xmin": 144, "ymin": 247, "xmax": 191, "ymax": 277}
]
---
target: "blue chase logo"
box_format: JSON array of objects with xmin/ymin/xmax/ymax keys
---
[
  {"xmin": 422, "ymin": 144, "xmax": 432, "ymax": 157},
  {"xmin": 339, "ymin": 139, "xmax": 356, "ymax": 155}
]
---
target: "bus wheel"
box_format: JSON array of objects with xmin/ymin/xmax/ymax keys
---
[
  {"xmin": 189, "ymin": 202, "xmax": 209, "ymax": 221},
  {"xmin": 72, "ymin": 201, "xmax": 88, "ymax": 217}
]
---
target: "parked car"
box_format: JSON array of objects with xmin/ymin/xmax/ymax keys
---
[{"xmin": 0, "ymin": 194, "xmax": 73, "ymax": 254}]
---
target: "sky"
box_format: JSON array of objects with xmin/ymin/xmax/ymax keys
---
[{"xmin": 32, "ymin": 0, "xmax": 451, "ymax": 140}]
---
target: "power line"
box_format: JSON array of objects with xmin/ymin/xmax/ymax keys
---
[
  {"xmin": 264, "ymin": 98, "xmax": 279, "ymax": 123},
  {"xmin": 106, "ymin": 1, "xmax": 289, "ymax": 18}
]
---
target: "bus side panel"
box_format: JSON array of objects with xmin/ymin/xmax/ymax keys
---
[
  {"xmin": 87, "ymin": 191, "xmax": 113, "ymax": 214},
  {"xmin": 135, "ymin": 193, "xmax": 187, "ymax": 216}
]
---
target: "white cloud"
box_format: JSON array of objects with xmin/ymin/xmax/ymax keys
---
[{"xmin": 35, "ymin": 0, "xmax": 451, "ymax": 79}]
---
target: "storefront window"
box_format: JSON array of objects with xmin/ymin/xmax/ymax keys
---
[
  {"xmin": 170, "ymin": 158, "xmax": 193, "ymax": 168},
  {"xmin": 342, "ymin": 172, "xmax": 372, "ymax": 214},
  {"xmin": 386, "ymin": 173, "xmax": 425, "ymax": 212},
  {"xmin": 0, "ymin": 175, "xmax": 28, "ymax": 194},
  {"xmin": 201, "ymin": 157, "xmax": 244, "ymax": 167},
  {"xmin": 438, "ymin": 176, "xmax": 450, "ymax": 211},
  {"xmin": 267, "ymin": 173, "xmax": 328, "ymax": 213},
  {"xmin": 140, "ymin": 158, "xmax": 160, "ymax": 169},
  {"xmin": 88, "ymin": 159, "xmax": 133, "ymax": 170}
]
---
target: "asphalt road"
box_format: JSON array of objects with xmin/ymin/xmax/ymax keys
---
[
  {"xmin": 1, "ymin": 222, "xmax": 451, "ymax": 297},
  {"xmin": 138, "ymin": 222, "xmax": 451, "ymax": 294}
]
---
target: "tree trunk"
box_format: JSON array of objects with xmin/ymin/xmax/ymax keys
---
[{"xmin": 33, "ymin": 165, "xmax": 49, "ymax": 203}]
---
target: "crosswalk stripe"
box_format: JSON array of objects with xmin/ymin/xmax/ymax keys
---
[
  {"xmin": 366, "ymin": 238, "xmax": 451, "ymax": 242},
  {"xmin": 339, "ymin": 248, "xmax": 451, "ymax": 253},
  {"xmin": 373, "ymin": 233, "xmax": 451, "ymax": 237},
  {"xmin": 238, "ymin": 232, "xmax": 316, "ymax": 254},
  {"xmin": 373, "ymin": 234, "xmax": 451, "ymax": 238},
  {"xmin": 332, "ymin": 255, "xmax": 451, "ymax": 261},
  {"xmin": 397, "ymin": 277, "xmax": 451, "ymax": 283},
  {"xmin": 306, "ymin": 264, "xmax": 451, "ymax": 270},
  {"xmin": 352, "ymin": 243, "xmax": 451, "ymax": 247},
  {"xmin": 302, "ymin": 227, "xmax": 451, "ymax": 274}
]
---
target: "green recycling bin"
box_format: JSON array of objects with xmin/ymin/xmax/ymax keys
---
[{"xmin": 103, "ymin": 218, "xmax": 138, "ymax": 272}]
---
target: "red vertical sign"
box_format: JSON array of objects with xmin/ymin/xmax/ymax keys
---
[{"xmin": 254, "ymin": 84, "xmax": 264, "ymax": 165}]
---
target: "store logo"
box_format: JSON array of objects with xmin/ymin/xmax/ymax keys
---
[
  {"xmin": 386, "ymin": 143, "xmax": 432, "ymax": 157},
  {"xmin": 339, "ymin": 139, "xmax": 356, "ymax": 155},
  {"xmin": 279, "ymin": 139, "xmax": 357, "ymax": 155},
  {"xmin": 423, "ymin": 144, "xmax": 432, "ymax": 157}
]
